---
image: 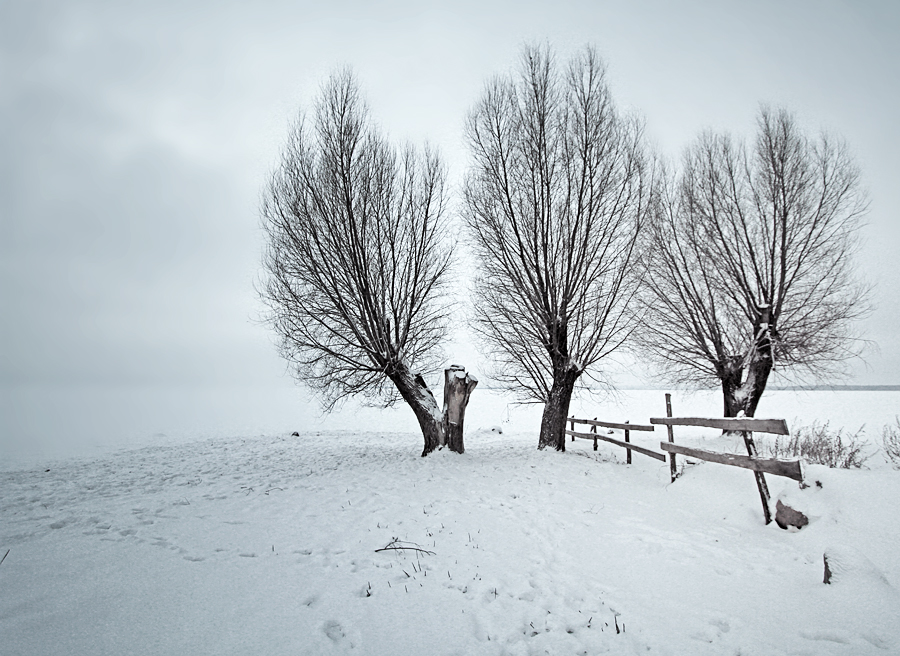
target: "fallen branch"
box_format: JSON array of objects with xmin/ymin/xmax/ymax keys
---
[
  {"xmin": 375, "ymin": 538, "xmax": 435, "ymax": 556},
  {"xmin": 0, "ymin": 549, "xmax": 9, "ymax": 566}
]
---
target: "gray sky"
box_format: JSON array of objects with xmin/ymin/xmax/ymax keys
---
[{"xmin": 2, "ymin": 0, "xmax": 898, "ymax": 389}]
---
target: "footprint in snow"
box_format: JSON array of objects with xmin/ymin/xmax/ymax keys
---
[
  {"xmin": 322, "ymin": 620, "xmax": 345, "ymax": 642},
  {"xmin": 708, "ymin": 616, "xmax": 731, "ymax": 634}
]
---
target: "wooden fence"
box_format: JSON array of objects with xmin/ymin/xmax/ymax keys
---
[
  {"xmin": 650, "ymin": 394, "xmax": 801, "ymax": 525},
  {"xmin": 567, "ymin": 393, "xmax": 803, "ymax": 526},
  {"xmin": 566, "ymin": 417, "xmax": 661, "ymax": 463}
]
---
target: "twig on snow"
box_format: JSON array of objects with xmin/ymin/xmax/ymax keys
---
[
  {"xmin": 374, "ymin": 537, "xmax": 435, "ymax": 556},
  {"xmin": 0, "ymin": 549, "xmax": 9, "ymax": 566}
]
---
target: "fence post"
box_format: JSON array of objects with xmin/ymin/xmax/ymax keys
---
[
  {"xmin": 591, "ymin": 417, "xmax": 598, "ymax": 451},
  {"xmin": 570, "ymin": 416, "xmax": 575, "ymax": 441},
  {"xmin": 666, "ymin": 393, "xmax": 677, "ymax": 482},
  {"xmin": 740, "ymin": 430, "xmax": 773, "ymax": 525},
  {"xmin": 624, "ymin": 420, "xmax": 632, "ymax": 464}
]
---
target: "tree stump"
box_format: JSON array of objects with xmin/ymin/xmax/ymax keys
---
[{"xmin": 442, "ymin": 365, "xmax": 478, "ymax": 454}]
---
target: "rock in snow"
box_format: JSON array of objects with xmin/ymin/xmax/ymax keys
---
[{"xmin": 775, "ymin": 499, "xmax": 809, "ymax": 530}]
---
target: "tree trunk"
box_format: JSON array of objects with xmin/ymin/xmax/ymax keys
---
[
  {"xmin": 389, "ymin": 362, "xmax": 444, "ymax": 457},
  {"xmin": 721, "ymin": 357, "xmax": 744, "ymax": 417},
  {"xmin": 538, "ymin": 364, "xmax": 579, "ymax": 451},
  {"xmin": 442, "ymin": 365, "xmax": 479, "ymax": 454},
  {"xmin": 722, "ymin": 305, "xmax": 775, "ymax": 418},
  {"xmin": 737, "ymin": 352, "xmax": 773, "ymax": 418}
]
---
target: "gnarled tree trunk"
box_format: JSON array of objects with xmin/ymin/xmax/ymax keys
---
[
  {"xmin": 389, "ymin": 362, "xmax": 444, "ymax": 456},
  {"xmin": 723, "ymin": 306, "xmax": 775, "ymax": 418}
]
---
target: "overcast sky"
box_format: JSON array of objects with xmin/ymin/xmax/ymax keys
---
[{"xmin": 2, "ymin": 0, "xmax": 898, "ymax": 390}]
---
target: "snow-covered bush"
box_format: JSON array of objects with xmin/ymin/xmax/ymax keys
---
[
  {"xmin": 882, "ymin": 417, "xmax": 900, "ymax": 469},
  {"xmin": 764, "ymin": 422, "xmax": 869, "ymax": 469}
]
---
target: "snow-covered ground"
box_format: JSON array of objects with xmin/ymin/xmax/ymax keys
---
[{"xmin": 2, "ymin": 389, "xmax": 899, "ymax": 654}]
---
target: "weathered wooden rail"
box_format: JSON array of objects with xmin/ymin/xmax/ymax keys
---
[
  {"xmin": 658, "ymin": 442, "xmax": 804, "ymax": 482},
  {"xmin": 566, "ymin": 417, "xmax": 662, "ymax": 463},
  {"xmin": 650, "ymin": 417, "xmax": 789, "ymax": 435}
]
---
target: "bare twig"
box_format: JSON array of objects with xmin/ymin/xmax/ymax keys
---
[
  {"xmin": 374, "ymin": 538, "xmax": 436, "ymax": 556},
  {"xmin": 0, "ymin": 549, "xmax": 9, "ymax": 566}
]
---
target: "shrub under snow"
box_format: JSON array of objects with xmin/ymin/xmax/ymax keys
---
[
  {"xmin": 763, "ymin": 421, "xmax": 869, "ymax": 469},
  {"xmin": 881, "ymin": 417, "xmax": 900, "ymax": 469}
]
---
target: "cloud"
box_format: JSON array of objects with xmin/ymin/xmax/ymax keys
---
[{"xmin": 0, "ymin": 4, "xmax": 270, "ymax": 384}]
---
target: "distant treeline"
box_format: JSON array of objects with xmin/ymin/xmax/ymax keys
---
[
  {"xmin": 475, "ymin": 385, "xmax": 900, "ymax": 392},
  {"xmin": 768, "ymin": 385, "xmax": 900, "ymax": 392}
]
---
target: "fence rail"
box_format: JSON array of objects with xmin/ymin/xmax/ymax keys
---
[
  {"xmin": 567, "ymin": 416, "xmax": 661, "ymax": 463},
  {"xmin": 570, "ymin": 417, "xmax": 655, "ymax": 432},
  {"xmin": 649, "ymin": 417, "xmax": 789, "ymax": 435},
  {"xmin": 660, "ymin": 442, "xmax": 804, "ymax": 482},
  {"xmin": 566, "ymin": 428, "xmax": 666, "ymax": 462}
]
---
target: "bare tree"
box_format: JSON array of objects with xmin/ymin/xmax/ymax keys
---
[
  {"xmin": 463, "ymin": 45, "xmax": 652, "ymax": 451},
  {"xmin": 636, "ymin": 106, "xmax": 870, "ymax": 416},
  {"xmin": 260, "ymin": 69, "xmax": 459, "ymax": 455}
]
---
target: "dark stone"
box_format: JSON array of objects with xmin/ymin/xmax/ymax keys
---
[
  {"xmin": 291, "ymin": 431, "xmax": 299, "ymax": 437},
  {"xmin": 775, "ymin": 499, "xmax": 809, "ymax": 530}
]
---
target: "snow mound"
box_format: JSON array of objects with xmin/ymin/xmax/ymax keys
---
[{"xmin": 824, "ymin": 545, "xmax": 893, "ymax": 587}]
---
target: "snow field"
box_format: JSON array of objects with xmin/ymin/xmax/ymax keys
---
[{"xmin": 2, "ymin": 421, "xmax": 899, "ymax": 655}]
